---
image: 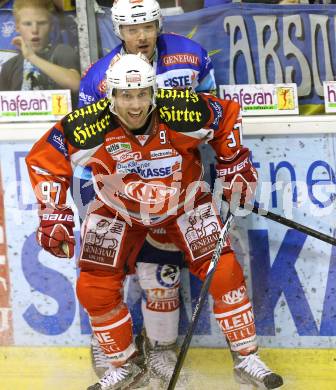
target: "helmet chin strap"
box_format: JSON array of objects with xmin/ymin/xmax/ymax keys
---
[{"xmin": 147, "ymin": 49, "xmax": 156, "ymax": 64}]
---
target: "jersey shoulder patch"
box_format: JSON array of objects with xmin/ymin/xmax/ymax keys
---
[
  {"xmin": 156, "ymin": 88, "xmax": 210, "ymax": 132},
  {"xmin": 62, "ymin": 98, "xmax": 116, "ymax": 149}
]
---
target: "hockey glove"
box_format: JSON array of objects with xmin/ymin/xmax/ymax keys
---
[
  {"xmin": 37, "ymin": 205, "xmax": 75, "ymax": 258},
  {"xmin": 216, "ymin": 147, "xmax": 258, "ymax": 205}
]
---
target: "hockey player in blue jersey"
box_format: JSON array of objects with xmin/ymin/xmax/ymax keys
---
[
  {"xmin": 78, "ymin": 4, "xmax": 215, "ymax": 107},
  {"xmin": 76, "ymin": 0, "xmax": 217, "ymax": 388}
]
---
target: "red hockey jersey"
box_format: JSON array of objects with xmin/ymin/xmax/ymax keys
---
[{"xmin": 26, "ymin": 89, "xmax": 242, "ymax": 226}]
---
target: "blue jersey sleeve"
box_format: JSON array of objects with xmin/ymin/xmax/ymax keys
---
[
  {"xmin": 196, "ymin": 46, "xmax": 216, "ymax": 93},
  {"xmin": 78, "ymin": 67, "xmax": 102, "ymax": 108},
  {"xmin": 77, "ymin": 45, "xmax": 123, "ymax": 108}
]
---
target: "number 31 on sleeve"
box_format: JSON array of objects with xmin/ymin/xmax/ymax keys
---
[{"xmin": 227, "ymin": 119, "xmax": 242, "ymax": 148}]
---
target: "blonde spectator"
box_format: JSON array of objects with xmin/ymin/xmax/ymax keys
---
[{"xmin": 0, "ymin": 0, "xmax": 80, "ymax": 94}]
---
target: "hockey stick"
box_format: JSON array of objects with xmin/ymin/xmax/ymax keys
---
[
  {"xmin": 61, "ymin": 242, "xmax": 70, "ymax": 257},
  {"xmin": 242, "ymin": 203, "xmax": 336, "ymax": 246},
  {"xmin": 167, "ymin": 211, "xmax": 234, "ymax": 390}
]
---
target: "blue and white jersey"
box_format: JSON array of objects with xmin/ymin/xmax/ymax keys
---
[{"xmin": 78, "ymin": 33, "xmax": 216, "ymax": 107}]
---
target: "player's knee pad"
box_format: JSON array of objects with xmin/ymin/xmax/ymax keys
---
[
  {"xmin": 76, "ymin": 271, "xmax": 123, "ymax": 317},
  {"xmin": 201, "ymin": 251, "xmax": 245, "ymax": 300}
]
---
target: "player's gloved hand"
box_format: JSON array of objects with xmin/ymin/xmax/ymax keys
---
[
  {"xmin": 216, "ymin": 147, "xmax": 258, "ymax": 205},
  {"xmin": 37, "ymin": 205, "xmax": 75, "ymax": 258}
]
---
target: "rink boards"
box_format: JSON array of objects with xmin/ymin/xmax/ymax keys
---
[{"xmin": 0, "ymin": 123, "xmax": 335, "ymax": 349}]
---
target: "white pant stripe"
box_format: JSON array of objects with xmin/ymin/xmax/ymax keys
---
[
  {"xmin": 92, "ymin": 312, "xmax": 131, "ymax": 331},
  {"xmin": 214, "ymin": 302, "xmax": 252, "ymax": 319}
]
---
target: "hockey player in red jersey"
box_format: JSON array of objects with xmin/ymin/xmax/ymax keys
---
[
  {"xmin": 77, "ymin": 1, "xmax": 217, "ymax": 381},
  {"xmin": 26, "ymin": 54, "xmax": 283, "ymax": 390}
]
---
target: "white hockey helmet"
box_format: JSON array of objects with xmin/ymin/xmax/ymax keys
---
[
  {"xmin": 105, "ymin": 53, "xmax": 157, "ymax": 109},
  {"xmin": 111, "ymin": 0, "xmax": 162, "ymax": 39}
]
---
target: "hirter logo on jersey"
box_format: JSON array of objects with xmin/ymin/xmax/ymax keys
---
[{"xmin": 125, "ymin": 181, "xmax": 177, "ymax": 204}]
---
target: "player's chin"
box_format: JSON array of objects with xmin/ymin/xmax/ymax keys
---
[
  {"xmin": 127, "ymin": 114, "xmax": 146, "ymax": 129},
  {"xmin": 137, "ymin": 46, "xmax": 151, "ymax": 58}
]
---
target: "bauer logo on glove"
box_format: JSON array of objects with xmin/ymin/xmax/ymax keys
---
[
  {"xmin": 216, "ymin": 147, "xmax": 258, "ymax": 205},
  {"xmin": 37, "ymin": 206, "xmax": 75, "ymax": 258}
]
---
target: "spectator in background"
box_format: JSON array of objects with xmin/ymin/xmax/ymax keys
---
[
  {"xmin": 0, "ymin": 0, "xmax": 13, "ymax": 8},
  {"xmin": 0, "ymin": 0, "xmax": 76, "ymax": 11},
  {"xmin": 0, "ymin": 0, "xmax": 80, "ymax": 96},
  {"xmin": 50, "ymin": 0, "xmax": 115, "ymax": 10}
]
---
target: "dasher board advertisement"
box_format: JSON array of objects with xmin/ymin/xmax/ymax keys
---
[
  {"xmin": 323, "ymin": 81, "xmax": 336, "ymax": 113},
  {"xmin": 0, "ymin": 90, "xmax": 72, "ymax": 122},
  {"xmin": 218, "ymin": 84, "xmax": 299, "ymax": 116}
]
